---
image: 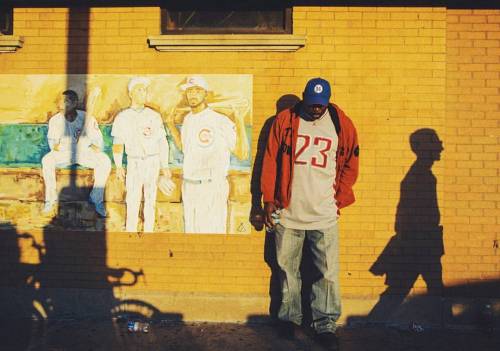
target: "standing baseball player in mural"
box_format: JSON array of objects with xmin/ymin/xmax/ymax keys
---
[
  {"xmin": 167, "ymin": 76, "xmax": 248, "ymax": 234},
  {"xmin": 111, "ymin": 77, "xmax": 172, "ymax": 233},
  {"xmin": 261, "ymin": 78, "xmax": 359, "ymax": 350},
  {"xmin": 41, "ymin": 89, "xmax": 111, "ymax": 217}
]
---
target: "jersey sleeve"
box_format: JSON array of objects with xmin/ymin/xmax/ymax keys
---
[
  {"xmin": 155, "ymin": 112, "xmax": 167, "ymax": 140},
  {"xmin": 47, "ymin": 115, "xmax": 60, "ymax": 142},
  {"xmin": 220, "ymin": 115, "xmax": 236, "ymax": 151},
  {"xmin": 84, "ymin": 115, "xmax": 104, "ymax": 148},
  {"xmin": 154, "ymin": 112, "xmax": 169, "ymax": 168},
  {"xmin": 111, "ymin": 112, "xmax": 125, "ymax": 144}
]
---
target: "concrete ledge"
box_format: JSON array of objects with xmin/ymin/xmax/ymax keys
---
[
  {"xmin": 0, "ymin": 35, "xmax": 24, "ymax": 53},
  {"xmin": 148, "ymin": 34, "xmax": 306, "ymax": 52},
  {"xmin": 2, "ymin": 287, "xmax": 498, "ymax": 329}
]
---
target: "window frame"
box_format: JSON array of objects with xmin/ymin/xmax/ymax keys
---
[{"xmin": 160, "ymin": 7, "xmax": 292, "ymax": 35}]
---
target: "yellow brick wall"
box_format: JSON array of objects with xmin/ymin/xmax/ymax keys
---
[
  {"xmin": 0, "ymin": 6, "xmax": 498, "ymax": 312},
  {"xmin": 444, "ymin": 10, "xmax": 500, "ymax": 286}
]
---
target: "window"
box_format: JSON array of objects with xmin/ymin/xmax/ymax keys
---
[
  {"xmin": 161, "ymin": 4, "xmax": 291, "ymax": 35},
  {"xmin": 0, "ymin": 5, "xmax": 13, "ymax": 35}
]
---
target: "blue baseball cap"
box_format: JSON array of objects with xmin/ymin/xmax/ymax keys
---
[{"xmin": 303, "ymin": 77, "xmax": 331, "ymax": 106}]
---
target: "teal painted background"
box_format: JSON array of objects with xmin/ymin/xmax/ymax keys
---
[{"xmin": 0, "ymin": 124, "xmax": 252, "ymax": 170}]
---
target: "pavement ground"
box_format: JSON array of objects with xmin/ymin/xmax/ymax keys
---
[{"xmin": 1, "ymin": 319, "xmax": 499, "ymax": 351}]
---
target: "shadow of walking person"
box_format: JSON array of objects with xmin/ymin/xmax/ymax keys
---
[
  {"xmin": 249, "ymin": 94, "xmax": 300, "ymax": 320},
  {"xmin": 368, "ymin": 128, "xmax": 444, "ymax": 325}
]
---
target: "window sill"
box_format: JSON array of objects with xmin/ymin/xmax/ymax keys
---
[
  {"xmin": 148, "ymin": 34, "xmax": 305, "ymax": 52},
  {"xmin": 0, "ymin": 35, "xmax": 24, "ymax": 53}
]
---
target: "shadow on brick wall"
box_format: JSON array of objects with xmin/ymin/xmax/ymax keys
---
[
  {"xmin": 0, "ymin": 6, "xmax": 192, "ymax": 350},
  {"xmin": 367, "ymin": 128, "xmax": 445, "ymax": 322},
  {"xmin": 348, "ymin": 129, "xmax": 499, "ymax": 330},
  {"xmin": 249, "ymin": 94, "xmax": 300, "ymax": 320}
]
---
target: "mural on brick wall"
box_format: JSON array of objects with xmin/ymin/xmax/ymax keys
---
[{"xmin": 0, "ymin": 74, "xmax": 252, "ymax": 234}]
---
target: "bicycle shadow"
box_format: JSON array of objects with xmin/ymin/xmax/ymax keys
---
[{"xmin": 0, "ymin": 223, "xmax": 44, "ymax": 350}]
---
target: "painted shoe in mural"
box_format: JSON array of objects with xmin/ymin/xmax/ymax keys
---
[
  {"xmin": 90, "ymin": 201, "xmax": 107, "ymax": 218},
  {"xmin": 42, "ymin": 201, "xmax": 57, "ymax": 215}
]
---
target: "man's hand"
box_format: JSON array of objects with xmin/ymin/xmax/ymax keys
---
[
  {"xmin": 116, "ymin": 167, "xmax": 125, "ymax": 181},
  {"xmin": 158, "ymin": 168, "xmax": 175, "ymax": 196},
  {"xmin": 160, "ymin": 168, "xmax": 172, "ymax": 178},
  {"xmin": 264, "ymin": 202, "xmax": 278, "ymax": 230}
]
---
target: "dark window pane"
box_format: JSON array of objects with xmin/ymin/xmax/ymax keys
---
[
  {"xmin": 162, "ymin": 8, "xmax": 291, "ymax": 34},
  {"xmin": 0, "ymin": 6, "xmax": 13, "ymax": 35}
]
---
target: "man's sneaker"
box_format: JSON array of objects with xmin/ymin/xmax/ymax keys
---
[
  {"xmin": 275, "ymin": 321, "xmax": 297, "ymax": 340},
  {"xmin": 42, "ymin": 201, "xmax": 56, "ymax": 215},
  {"xmin": 93, "ymin": 202, "xmax": 107, "ymax": 218},
  {"xmin": 315, "ymin": 332, "xmax": 339, "ymax": 351}
]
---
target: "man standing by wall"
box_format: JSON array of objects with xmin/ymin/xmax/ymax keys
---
[
  {"xmin": 42, "ymin": 89, "xmax": 111, "ymax": 217},
  {"xmin": 112, "ymin": 77, "xmax": 172, "ymax": 233},
  {"xmin": 261, "ymin": 78, "xmax": 359, "ymax": 350},
  {"xmin": 167, "ymin": 76, "xmax": 248, "ymax": 234}
]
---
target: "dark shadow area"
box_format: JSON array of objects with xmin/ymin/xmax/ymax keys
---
[
  {"xmin": 250, "ymin": 94, "xmax": 300, "ymax": 321},
  {"xmin": 0, "ymin": 223, "xmax": 44, "ymax": 351},
  {"xmin": 0, "ymin": 4, "xmax": 194, "ymax": 350},
  {"xmin": 66, "ymin": 6, "xmax": 89, "ymax": 193},
  {"xmin": 7, "ymin": 0, "xmax": 499, "ymax": 11},
  {"xmin": 250, "ymin": 94, "xmax": 300, "ymax": 232},
  {"xmin": 368, "ymin": 129, "xmax": 444, "ymax": 322},
  {"xmin": 345, "ymin": 280, "xmax": 500, "ymax": 333},
  {"xmin": 0, "ymin": 218, "xmax": 192, "ymax": 350}
]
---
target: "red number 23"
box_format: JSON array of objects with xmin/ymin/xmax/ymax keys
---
[{"xmin": 295, "ymin": 135, "xmax": 333, "ymax": 168}]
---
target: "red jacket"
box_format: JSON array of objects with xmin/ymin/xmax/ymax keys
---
[{"xmin": 261, "ymin": 103, "xmax": 359, "ymax": 211}]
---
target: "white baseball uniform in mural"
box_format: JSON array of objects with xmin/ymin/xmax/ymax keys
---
[
  {"xmin": 42, "ymin": 110, "xmax": 111, "ymax": 205},
  {"xmin": 181, "ymin": 107, "xmax": 236, "ymax": 233},
  {"xmin": 111, "ymin": 107, "xmax": 169, "ymax": 232}
]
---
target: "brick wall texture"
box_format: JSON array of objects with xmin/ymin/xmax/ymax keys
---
[{"xmin": 0, "ymin": 6, "xmax": 498, "ymax": 308}]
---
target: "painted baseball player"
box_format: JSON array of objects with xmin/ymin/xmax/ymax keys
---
[
  {"xmin": 41, "ymin": 89, "xmax": 111, "ymax": 217},
  {"xmin": 168, "ymin": 76, "xmax": 248, "ymax": 234},
  {"xmin": 111, "ymin": 77, "xmax": 171, "ymax": 233}
]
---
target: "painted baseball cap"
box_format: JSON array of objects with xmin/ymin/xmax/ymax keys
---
[
  {"xmin": 181, "ymin": 76, "xmax": 209, "ymax": 91},
  {"xmin": 303, "ymin": 77, "xmax": 331, "ymax": 106}
]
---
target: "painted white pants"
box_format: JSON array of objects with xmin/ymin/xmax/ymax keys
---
[
  {"xmin": 42, "ymin": 149, "xmax": 111, "ymax": 204},
  {"xmin": 182, "ymin": 177, "xmax": 228, "ymax": 234},
  {"xmin": 125, "ymin": 156, "xmax": 160, "ymax": 233}
]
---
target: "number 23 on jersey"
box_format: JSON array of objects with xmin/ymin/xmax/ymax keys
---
[{"xmin": 295, "ymin": 134, "xmax": 335, "ymax": 169}]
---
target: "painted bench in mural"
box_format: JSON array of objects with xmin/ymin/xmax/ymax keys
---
[
  {"xmin": 0, "ymin": 124, "xmax": 251, "ymax": 170},
  {"xmin": 0, "ymin": 124, "xmax": 252, "ymax": 233}
]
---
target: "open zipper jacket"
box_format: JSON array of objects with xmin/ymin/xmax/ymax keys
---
[{"xmin": 261, "ymin": 102, "xmax": 359, "ymax": 212}]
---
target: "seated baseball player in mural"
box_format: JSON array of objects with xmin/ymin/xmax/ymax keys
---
[
  {"xmin": 167, "ymin": 76, "xmax": 249, "ymax": 234},
  {"xmin": 41, "ymin": 89, "xmax": 111, "ymax": 217},
  {"xmin": 111, "ymin": 77, "xmax": 172, "ymax": 233}
]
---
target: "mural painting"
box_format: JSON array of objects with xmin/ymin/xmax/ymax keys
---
[{"xmin": 0, "ymin": 74, "xmax": 252, "ymax": 234}]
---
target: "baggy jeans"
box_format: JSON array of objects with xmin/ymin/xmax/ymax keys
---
[{"xmin": 274, "ymin": 222, "xmax": 341, "ymax": 333}]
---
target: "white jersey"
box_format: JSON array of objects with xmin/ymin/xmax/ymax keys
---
[
  {"xmin": 280, "ymin": 110, "xmax": 339, "ymax": 230},
  {"xmin": 181, "ymin": 107, "xmax": 236, "ymax": 180},
  {"xmin": 47, "ymin": 110, "xmax": 103, "ymax": 152},
  {"xmin": 111, "ymin": 107, "xmax": 169, "ymax": 167}
]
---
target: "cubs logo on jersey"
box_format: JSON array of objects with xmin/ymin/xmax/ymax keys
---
[
  {"xmin": 197, "ymin": 127, "xmax": 214, "ymax": 148},
  {"xmin": 143, "ymin": 126, "xmax": 152, "ymax": 137}
]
